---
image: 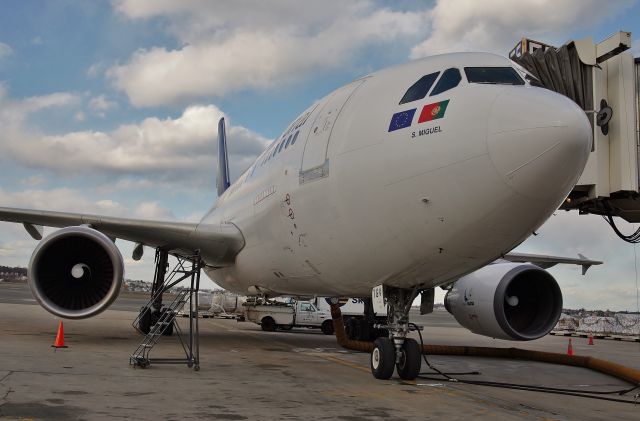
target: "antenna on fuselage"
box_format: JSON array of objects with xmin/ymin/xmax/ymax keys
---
[{"xmin": 217, "ymin": 117, "xmax": 231, "ymax": 196}]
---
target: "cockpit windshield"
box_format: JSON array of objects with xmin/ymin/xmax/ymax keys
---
[{"xmin": 464, "ymin": 67, "xmax": 525, "ymax": 85}]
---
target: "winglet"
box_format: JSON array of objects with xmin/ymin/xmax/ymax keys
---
[
  {"xmin": 217, "ymin": 117, "xmax": 231, "ymax": 196},
  {"xmin": 578, "ymin": 253, "xmax": 592, "ymax": 275}
]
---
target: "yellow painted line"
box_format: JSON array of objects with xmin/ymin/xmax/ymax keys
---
[{"xmin": 319, "ymin": 354, "xmax": 370, "ymax": 373}]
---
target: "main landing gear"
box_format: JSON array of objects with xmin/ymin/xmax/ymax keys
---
[{"xmin": 370, "ymin": 287, "xmax": 422, "ymax": 380}]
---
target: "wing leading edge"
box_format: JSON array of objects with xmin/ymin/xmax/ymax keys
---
[{"xmin": 0, "ymin": 207, "xmax": 244, "ymax": 266}]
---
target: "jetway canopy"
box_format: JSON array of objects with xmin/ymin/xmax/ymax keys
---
[
  {"xmin": 509, "ymin": 32, "xmax": 640, "ymax": 241},
  {"xmin": 510, "ymin": 39, "xmax": 593, "ymax": 112}
]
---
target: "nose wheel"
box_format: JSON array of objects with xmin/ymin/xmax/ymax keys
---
[
  {"xmin": 371, "ymin": 338, "xmax": 395, "ymax": 379},
  {"xmin": 369, "ymin": 286, "xmax": 423, "ymax": 380},
  {"xmin": 396, "ymin": 338, "xmax": 421, "ymax": 380}
]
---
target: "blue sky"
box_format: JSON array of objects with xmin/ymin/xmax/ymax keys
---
[{"xmin": 1, "ymin": 0, "xmax": 640, "ymax": 310}]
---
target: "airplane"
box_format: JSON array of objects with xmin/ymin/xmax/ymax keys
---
[{"xmin": 0, "ymin": 52, "xmax": 599, "ymax": 380}]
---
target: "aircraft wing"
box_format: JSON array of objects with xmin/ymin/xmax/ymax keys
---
[
  {"xmin": 0, "ymin": 207, "xmax": 244, "ymax": 266},
  {"xmin": 503, "ymin": 252, "xmax": 602, "ymax": 275}
]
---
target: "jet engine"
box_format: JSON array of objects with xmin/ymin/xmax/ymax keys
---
[
  {"xmin": 28, "ymin": 226, "xmax": 124, "ymax": 319},
  {"xmin": 444, "ymin": 262, "xmax": 562, "ymax": 340}
]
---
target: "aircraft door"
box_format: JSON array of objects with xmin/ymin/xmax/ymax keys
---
[{"xmin": 300, "ymin": 80, "xmax": 364, "ymax": 172}]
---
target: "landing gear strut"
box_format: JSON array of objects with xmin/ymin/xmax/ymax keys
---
[
  {"xmin": 137, "ymin": 250, "xmax": 170, "ymax": 334},
  {"xmin": 370, "ymin": 287, "xmax": 422, "ymax": 380}
]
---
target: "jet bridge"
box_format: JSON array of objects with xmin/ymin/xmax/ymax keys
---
[{"xmin": 509, "ymin": 31, "xmax": 640, "ymax": 242}]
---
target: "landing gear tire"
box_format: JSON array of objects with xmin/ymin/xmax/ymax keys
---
[
  {"xmin": 261, "ymin": 317, "xmax": 276, "ymax": 332},
  {"xmin": 371, "ymin": 337, "xmax": 396, "ymax": 380},
  {"xmin": 160, "ymin": 308, "xmax": 175, "ymax": 336},
  {"xmin": 396, "ymin": 338, "xmax": 421, "ymax": 380},
  {"xmin": 321, "ymin": 320, "xmax": 334, "ymax": 335},
  {"xmin": 357, "ymin": 319, "xmax": 371, "ymax": 341},
  {"xmin": 344, "ymin": 318, "xmax": 357, "ymax": 340},
  {"xmin": 138, "ymin": 307, "xmax": 152, "ymax": 334}
]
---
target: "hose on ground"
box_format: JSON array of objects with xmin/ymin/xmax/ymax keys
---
[{"xmin": 329, "ymin": 304, "xmax": 640, "ymax": 387}]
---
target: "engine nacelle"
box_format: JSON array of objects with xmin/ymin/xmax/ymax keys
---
[
  {"xmin": 28, "ymin": 226, "xmax": 124, "ymax": 319},
  {"xmin": 444, "ymin": 263, "xmax": 562, "ymax": 340}
]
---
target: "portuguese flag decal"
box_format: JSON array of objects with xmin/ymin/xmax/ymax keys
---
[{"xmin": 418, "ymin": 99, "xmax": 449, "ymax": 123}]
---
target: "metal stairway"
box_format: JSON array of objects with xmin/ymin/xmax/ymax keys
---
[
  {"xmin": 130, "ymin": 289, "xmax": 189, "ymax": 368},
  {"xmin": 129, "ymin": 250, "xmax": 202, "ymax": 370}
]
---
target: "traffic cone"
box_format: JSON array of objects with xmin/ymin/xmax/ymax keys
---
[
  {"xmin": 51, "ymin": 321, "xmax": 68, "ymax": 349},
  {"xmin": 567, "ymin": 338, "xmax": 574, "ymax": 356},
  {"xmin": 588, "ymin": 335, "xmax": 594, "ymax": 346}
]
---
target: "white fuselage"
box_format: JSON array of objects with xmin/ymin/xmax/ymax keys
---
[{"xmin": 201, "ymin": 53, "xmax": 592, "ymax": 297}]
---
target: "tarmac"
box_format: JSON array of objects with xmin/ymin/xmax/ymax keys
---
[{"xmin": 0, "ymin": 282, "xmax": 638, "ymax": 420}]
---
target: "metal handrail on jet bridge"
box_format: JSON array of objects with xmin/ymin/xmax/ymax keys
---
[{"xmin": 329, "ymin": 304, "xmax": 640, "ymax": 386}]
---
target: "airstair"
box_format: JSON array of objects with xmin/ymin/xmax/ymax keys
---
[
  {"xmin": 510, "ymin": 31, "xmax": 640, "ymax": 242},
  {"xmin": 130, "ymin": 250, "xmax": 202, "ymax": 370}
]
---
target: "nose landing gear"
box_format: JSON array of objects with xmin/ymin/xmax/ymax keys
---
[{"xmin": 370, "ymin": 286, "xmax": 422, "ymax": 380}]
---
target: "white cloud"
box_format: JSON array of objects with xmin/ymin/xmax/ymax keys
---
[
  {"xmin": 0, "ymin": 187, "xmax": 125, "ymax": 215},
  {"xmin": 0, "ymin": 89, "xmax": 80, "ymax": 125},
  {"xmin": 89, "ymin": 94, "xmax": 117, "ymax": 117},
  {"xmin": 410, "ymin": 0, "xmax": 634, "ymax": 58},
  {"xmin": 19, "ymin": 176, "xmax": 47, "ymax": 187},
  {"xmin": 0, "ymin": 90, "xmax": 269, "ymax": 182},
  {"xmin": 87, "ymin": 62, "xmax": 105, "ymax": 78},
  {"xmin": 109, "ymin": 1, "xmax": 425, "ymax": 106},
  {"xmin": 0, "ymin": 42, "xmax": 12, "ymax": 61},
  {"xmin": 134, "ymin": 201, "xmax": 174, "ymax": 220},
  {"xmin": 74, "ymin": 111, "xmax": 85, "ymax": 122}
]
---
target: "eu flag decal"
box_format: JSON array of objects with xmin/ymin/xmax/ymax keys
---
[{"xmin": 388, "ymin": 108, "xmax": 417, "ymax": 132}]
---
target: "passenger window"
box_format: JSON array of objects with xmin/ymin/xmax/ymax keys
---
[
  {"xmin": 399, "ymin": 72, "xmax": 440, "ymax": 104},
  {"xmin": 284, "ymin": 134, "xmax": 293, "ymax": 149},
  {"xmin": 290, "ymin": 131, "xmax": 299, "ymax": 145},
  {"xmin": 430, "ymin": 68, "xmax": 461, "ymax": 96},
  {"xmin": 464, "ymin": 67, "xmax": 524, "ymax": 85},
  {"xmin": 277, "ymin": 137, "xmax": 286, "ymax": 153}
]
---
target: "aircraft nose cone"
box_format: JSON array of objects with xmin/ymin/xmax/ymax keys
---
[{"xmin": 487, "ymin": 87, "xmax": 592, "ymax": 201}]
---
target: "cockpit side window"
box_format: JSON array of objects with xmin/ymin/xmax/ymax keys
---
[
  {"xmin": 464, "ymin": 67, "xmax": 525, "ymax": 85},
  {"xmin": 430, "ymin": 68, "xmax": 462, "ymax": 96},
  {"xmin": 399, "ymin": 72, "xmax": 440, "ymax": 105}
]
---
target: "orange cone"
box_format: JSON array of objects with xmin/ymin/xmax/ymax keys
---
[
  {"xmin": 51, "ymin": 321, "xmax": 68, "ymax": 349},
  {"xmin": 588, "ymin": 335, "xmax": 594, "ymax": 346},
  {"xmin": 567, "ymin": 338, "xmax": 574, "ymax": 356}
]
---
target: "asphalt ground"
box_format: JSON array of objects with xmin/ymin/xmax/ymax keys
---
[{"xmin": 0, "ymin": 282, "xmax": 639, "ymax": 420}]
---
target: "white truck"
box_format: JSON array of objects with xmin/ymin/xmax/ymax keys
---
[
  {"xmin": 244, "ymin": 298, "xmax": 335, "ymax": 334},
  {"xmin": 244, "ymin": 297, "xmax": 387, "ymax": 338}
]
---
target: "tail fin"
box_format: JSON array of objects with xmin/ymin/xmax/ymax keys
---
[{"xmin": 217, "ymin": 117, "xmax": 231, "ymax": 196}]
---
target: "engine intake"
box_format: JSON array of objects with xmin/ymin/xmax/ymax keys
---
[
  {"xmin": 444, "ymin": 263, "xmax": 562, "ymax": 340},
  {"xmin": 28, "ymin": 226, "xmax": 124, "ymax": 319}
]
